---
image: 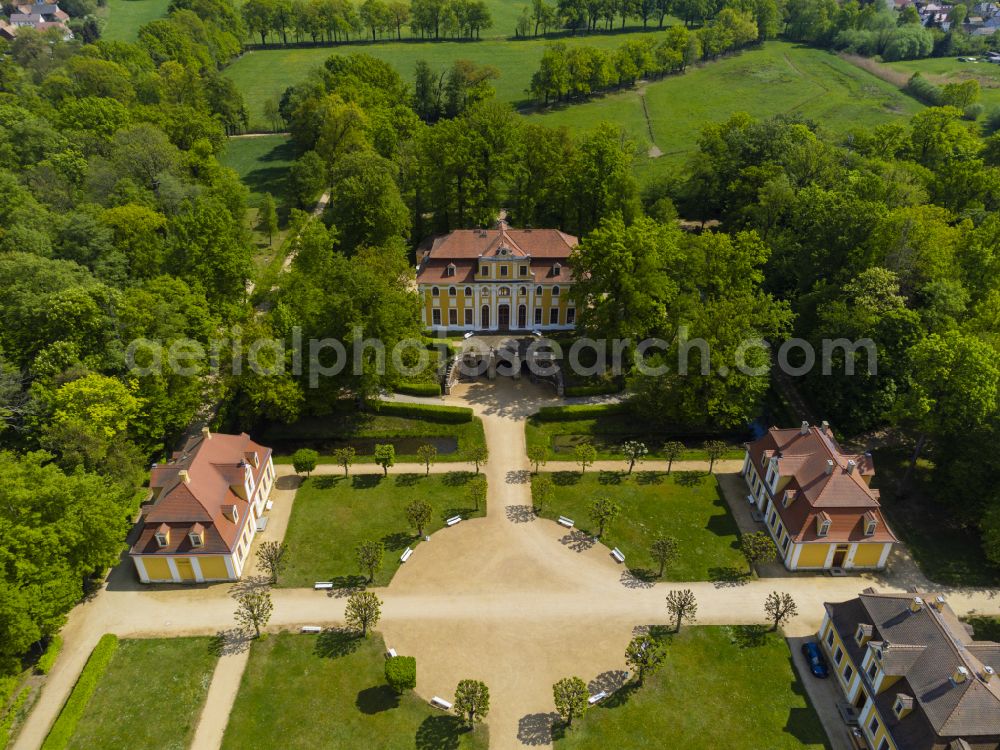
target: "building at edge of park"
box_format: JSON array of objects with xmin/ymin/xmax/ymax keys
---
[
  {"xmin": 129, "ymin": 428, "xmax": 275, "ymax": 583},
  {"xmin": 741, "ymin": 421, "xmax": 897, "ymax": 572},
  {"xmin": 416, "ymin": 220, "xmax": 578, "ymax": 333}
]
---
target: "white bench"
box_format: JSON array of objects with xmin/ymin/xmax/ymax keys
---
[
  {"xmin": 386, "ymin": 647, "xmax": 398, "ymax": 658},
  {"xmin": 266, "ymin": 500, "xmax": 274, "ymax": 511},
  {"xmin": 400, "ymin": 547, "xmax": 413, "ymax": 563},
  {"xmin": 745, "ymin": 493, "xmax": 755, "ymax": 506},
  {"xmin": 588, "ymin": 691, "xmax": 607, "ymax": 705},
  {"xmin": 446, "ymin": 515, "xmax": 462, "ymax": 526},
  {"xmin": 314, "ymin": 582, "xmax": 333, "ymax": 590},
  {"xmin": 557, "ymin": 516, "xmax": 574, "ymax": 528},
  {"xmin": 611, "ymin": 548, "xmax": 625, "ymax": 564},
  {"xmin": 301, "ymin": 626, "xmax": 322, "ymax": 634},
  {"xmin": 431, "ymin": 696, "xmax": 453, "ymax": 711}
]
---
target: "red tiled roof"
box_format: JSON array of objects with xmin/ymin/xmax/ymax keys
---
[
  {"xmin": 132, "ymin": 432, "xmax": 271, "ymax": 556},
  {"xmin": 418, "ymin": 221, "xmax": 577, "ymax": 261},
  {"xmin": 747, "ymin": 424, "xmax": 897, "ymax": 544}
]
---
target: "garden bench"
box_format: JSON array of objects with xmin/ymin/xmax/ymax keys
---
[
  {"xmin": 314, "ymin": 582, "xmax": 333, "ymax": 590},
  {"xmin": 387, "ymin": 648, "xmax": 398, "ymax": 658},
  {"xmin": 745, "ymin": 493, "xmax": 755, "ymax": 506},
  {"xmin": 266, "ymin": 500, "xmax": 274, "ymax": 511},
  {"xmin": 557, "ymin": 516, "xmax": 574, "ymax": 528},
  {"xmin": 431, "ymin": 696, "xmax": 453, "ymax": 711},
  {"xmin": 301, "ymin": 626, "xmax": 322, "ymax": 634},
  {"xmin": 588, "ymin": 691, "xmax": 607, "ymax": 705},
  {"xmin": 446, "ymin": 515, "xmax": 462, "ymax": 526},
  {"xmin": 255, "ymin": 516, "xmax": 268, "ymax": 532},
  {"xmin": 400, "ymin": 547, "xmax": 413, "ymax": 562},
  {"xmin": 611, "ymin": 548, "xmax": 625, "ymax": 564}
]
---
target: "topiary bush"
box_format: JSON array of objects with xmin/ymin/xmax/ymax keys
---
[
  {"xmin": 375, "ymin": 401, "xmax": 472, "ymax": 423},
  {"xmin": 384, "ymin": 655, "xmax": 416, "ymax": 694},
  {"xmin": 534, "ymin": 403, "xmax": 627, "ymax": 421},
  {"xmin": 394, "ymin": 382, "xmax": 442, "ymax": 397}
]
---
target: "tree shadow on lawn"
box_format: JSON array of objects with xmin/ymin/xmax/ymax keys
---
[
  {"xmin": 706, "ymin": 510, "xmax": 739, "ymax": 537},
  {"xmin": 552, "ymin": 471, "xmax": 580, "ymax": 486},
  {"xmin": 314, "ymin": 475, "xmax": 346, "ymax": 490},
  {"xmin": 415, "ymin": 715, "xmax": 475, "ymax": 750},
  {"xmin": 636, "ymin": 470, "xmax": 664, "ymax": 485},
  {"xmin": 598, "ymin": 470, "xmax": 623, "ymax": 485},
  {"xmin": 315, "ymin": 627, "xmax": 361, "ymax": 658},
  {"xmin": 395, "ymin": 473, "xmax": 423, "ymax": 487},
  {"xmin": 783, "ymin": 655, "xmax": 831, "ymax": 746},
  {"xmin": 209, "ymin": 627, "xmax": 253, "ymax": 656},
  {"xmin": 675, "ymin": 471, "xmax": 703, "ymax": 487},
  {"xmin": 327, "ymin": 575, "xmax": 367, "ymax": 597},
  {"xmin": 442, "ymin": 471, "xmax": 475, "ymax": 486},
  {"xmin": 275, "ymin": 475, "xmax": 303, "ymax": 490},
  {"xmin": 728, "ymin": 624, "xmax": 768, "ymax": 648},
  {"xmin": 709, "ymin": 566, "xmax": 750, "ymax": 587},
  {"xmin": 356, "ymin": 685, "xmax": 400, "ymax": 714},
  {"xmin": 352, "ymin": 474, "xmax": 383, "ymax": 489},
  {"xmin": 382, "ymin": 531, "xmax": 414, "ymax": 551},
  {"xmin": 601, "ymin": 680, "xmax": 640, "ymax": 709}
]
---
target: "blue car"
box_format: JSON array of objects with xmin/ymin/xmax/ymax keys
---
[{"xmin": 801, "ymin": 641, "xmax": 829, "ymax": 678}]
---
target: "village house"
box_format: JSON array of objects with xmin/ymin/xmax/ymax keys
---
[
  {"xmin": 1, "ymin": 0, "xmax": 72, "ymax": 39},
  {"xmin": 416, "ymin": 220, "xmax": 578, "ymax": 333},
  {"xmin": 129, "ymin": 428, "xmax": 275, "ymax": 583},
  {"xmin": 820, "ymin": 590, "xmax": 1000, "ymax": 750},
  {"xmin": 741, "ymin": 421, "xmax": 897, "ymax": 571}
]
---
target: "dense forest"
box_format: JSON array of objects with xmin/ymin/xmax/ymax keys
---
[{"xmin": 1, "ymin": 0, "xmax": 999, "ymax": 687}]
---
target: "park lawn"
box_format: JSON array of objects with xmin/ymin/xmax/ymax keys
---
[
  {"xmin": 529, "ymin": 41, "xmax": 924, "ymax": 178},
  {"xmin": 263, "ymin": 411, "xmax": 486, "ymax": 465},
  {"xmin": 222, "ymin": 632, "xmax": 487, "ymax": 750},
  {"xmin": 225, "ymin": 31, "xmax": 677, "ymax": 129},
  {"xmin": 872, "ymin": 447, "xmax": 1000, "ymax": 587},
  {"xmin": 64, "ymin": 638, "xmax": 217, "ymax": 750},
  {"xmin": 220, "ymin": 135, "xmax": 296, "ymax": 209},
  {"xmin": 538, "ymin": 471, "xmax": 747, "ymax": 581},
  {"xmin": 553, "ymin": 626, "xmax": 829, "ymax": 749},
  {"xmin": 525, "ymin": 411, "xmax": 743, "ymax": 463},
  {"xmin": 280, "ymin": 472, "xmax": 486, "ymax": 588},
  {"xmin": 99, "ymin": 0, "xmax": 170, "ymax": 42}
]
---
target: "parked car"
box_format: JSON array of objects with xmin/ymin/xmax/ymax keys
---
[{"xmin": 801, "ymin": 641, "xmax": 830, "ymax": 678}]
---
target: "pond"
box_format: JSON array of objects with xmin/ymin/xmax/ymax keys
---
[{"xmin": 269, "ymin": 435, "xmax": 458, "ymax": 457}]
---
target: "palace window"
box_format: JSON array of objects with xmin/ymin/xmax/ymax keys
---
[
  {"xmin": 446, "ymin": 263, "xmax": 456, "ymax": 277},
  {"xmin": 877, "ymin": 741, "xmax": 889, "ymax": 750},
  {"xmin": 834, "ymin": 647, "xmax": 843, "ymax": 665},
  {"xmin": 464, "ymin": 309, "xmax": 473, "ymax": 325},
  {"xmin": 480, "ymin": 265, "xmax": 490, "ymax": 276},
  {"xmin": 843, "ymin": 664, "xmax": 854, "ymax": 682},
  {"xmin": 449, "ymin": 309, "xmax": 458, "ymax": 325},
  {"xmin": 449, "ymin": 286, "xmax": 456, "ymax": 296},
  {"xmin": 155, "ymin": 531, "xmax": 169, "ymax": 548},
  {"xmin": 432, "ymin": 309, "xmax": 441, "ymax": 325},
  {"xmin": 868, "ymin": 716, "xmax": 880, "ymax": 736},
  {"xmin": 549, "ymin": 308, "xmax": 559, "ymax": 325},
  {"xmin": 536, "ymin": 286, "xmax": 543, "ymax": 295},
  {"xmin": 498, "ymin": 287, "xmax": 511, "ymax": 296},
  {"xmin": 534, "ymin": 308, "xmax": 542, "ymax": 325},
  {"xmin": 826, "ymin": 629, "xmax": 835, "ymax": 647},
  {"xmin": 552, "ymin": 285, "xmax": 560, "ymax": 296},
  {"xmin": 864, "ymin": 513, "xmax": 877, "ymax": 536},
  {"xmin": 868, "ymin": 662, "xmax": 878, "ymax": 681},
  {"xmin": 567, "ymin": 308, "xmax": 576, "ymax": 324},
  {"xmin": 519, "ymin": 286, "xmax": 527, "ymax": 296},
  {"xmin": 520, "ymin": 265, "xmax": 529, "ymax": 276},
  {"xmin": 189, "ymin": 530, "xmax": 204, "ymax": 547},
  {"xmin": 500, "ymin": 266, "xmax": 509, "ymax": 277},
  {"xmin": 465, "ymin": 287, "xmax": 473, "ymax": 296},
  {"xmin": 432, "ymin": 287, "xmax": 439, "ymax": 297}
]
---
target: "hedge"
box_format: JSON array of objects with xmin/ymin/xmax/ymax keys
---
[
  {"xmin": 564, "ymin": 383, "xmax": 621, "ymax": 398},
  {"xmin": 36, "ymin": 635, "xmax": 63, "ymax": 675},
  {"xmin": 534, "ymin": 403, "xmax": 627, "ymax": 422},
  {"xmin": 394, "ymin": 382, "xmax": 442, "ymax": 397},
  {"xmin": 42, "ymin": 634, "xmax": 118, "ymax": 750},
  {"xmin": 0, "ymin": 684, "xmax": 31, "ymax": 748},
  {"xmin": 384, "ymin": 655, "xmax": 416, "ymax": 693},
  {"xmin": 374, "ymin": 401, "xmax": 472, "ymax": 424}
]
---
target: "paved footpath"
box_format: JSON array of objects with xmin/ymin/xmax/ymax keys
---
[{"xmin": 14, "ymin": 379, "xmax": 1000, "ymax": 750}]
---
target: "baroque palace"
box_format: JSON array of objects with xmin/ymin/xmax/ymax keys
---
[{"xmin": 416, "ymin": 220, "xmax": 578, "ymax": 333}]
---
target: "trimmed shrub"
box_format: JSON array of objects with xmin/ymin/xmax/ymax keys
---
[
  {"xmin": 395, "ymin": 382, "xmax": 442, "ymax": 397},
  {"xmin": 36, "ymin": 635, "xmax": 63, "ymax": 675},
  {"xmin": 374, "ymin": 401, "xmax": 472, "ymax": 424},
  {"xmin": 41, "ymin": 634, "xmax": 118, "ymax": 750},
  {"xmin": 534, "ymin": 403, "xmax": 627, "ymax": 422},
  {"xmin": 384, "ymin": 655, "xmax": 416, "ymax": 693},
  {"xmin": 905, "ymin": 73, "xmax": 942, "ymax": 106}
]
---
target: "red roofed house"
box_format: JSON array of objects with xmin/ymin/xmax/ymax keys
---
[
  {"xmin": 416, "ymin": 220, "xmax": 578, "ymax": 333},
  {"xmin": 741, "ymin": 421, "xmax": 896, "ymax": 571},
  {"xmin": 130, "ymin": 427, "xmax": 275, "ymax": 583}
]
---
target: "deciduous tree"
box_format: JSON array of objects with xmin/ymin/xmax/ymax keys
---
[
  {"xmin": 574, "ymin": 443, "xmax": 597, "ymax": 474},
  {"xmin": 256, "ymin": 541, "xmax": 288, "ymax": 584},
  {"xmin": 234, "ymin": 589, "xmax": 272, "ymax": 638},
  {"xmin": 345, "ymin": 590, "xmax": 382, "ymax": 636},
  {"xmin": 649, "ymin": 534, "xmax": 679, "ymax": 577},
  {"xmin": 417, "ymin": 443, "xmax": 437, "ymax": 475},
  {"xmin": 374, "ymin": 444, "xmax": 396, "ymax": 476},
  {"xmin": 405, "ymin": 499, "xmax": 433, "ymax": 537},
  {"xmin": 625, "ymin": 634, "xmax": 664, "ymax": 685},
  {"xmin": 334, "ymin": 447, "xmax": 355, "ymax": 477},
  {"xmin": 552, "ymin": 676, "xmax": 589, "ymax": 727},
  {"xmin": 453, "ymin": 679, "xmax": 490, "ymax": 728},
  {"xmin": 623, "ymin": 440, "xmax": 647, "ymax": 474},
  {"xmin": 356, "ymin": 539, "xmax": 384, "ymax": 583},
  {"xmin": 665, "ymin": 589, "xmax": 697, "ymax": 632},
  {"xmin": 589, "ymin": 496, "xmax": 620, "ymax": 538},
  {"xmin": 764, "ymin": 591, "xmax": 797, "ymax": 631},
  {"xmin": 292, "ymin": 448, "xmax": 319, "ymax": 477}
]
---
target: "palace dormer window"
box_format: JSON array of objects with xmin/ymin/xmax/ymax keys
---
[
  {"xmin": 551, "ymin": 262, "xmax": 561, "ymax": 277},
  {"xmin": 189, "ymin": 524, "xmax": 204, "ymax": 547},
  {"xmin": 520, "ymin": 265, "xmax": 528, "ymax": 276},
  {"xmin": 480, "ymin": 264, "xmax": 489, "ymax": 276},
  {"xmin": 446, "ymin": 263, "xmax": 456, "ymax": 277},
  {"xmin": 817, "ymin": 512, "xmax": 831, "ymax": 537},
  {"xmin": 864, "ymin": 512, "xmax": 877, "ymax": 536},
  {"xmin": 155, "ymin": 531, "xmax": 169, "ymax": 547}
]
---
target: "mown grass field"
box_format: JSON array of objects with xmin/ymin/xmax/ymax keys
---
[
  {"xmin": 224, "ymin": 31, "xmax": 675, "ymax": 129},
  {"xmin": 538, "ymin": 471, "xmax": 747, "ymax": 581},
  {"xmin": 99, "ymin": 0, "xmax": 170, "ymax": 42},
  {"xmin": 64, "ymin": 638, "xmax": 216, "ymax": 750},
  {"xmin": 221, "ymin": 632, "xmax": 487, "ymax": 750},
  {"xmin": 280, "ymin": 472, "xmax": 486, "ymax": 588},
  {"xmin": 220, "ymin": 134, "xmax": 295, "ymax": 208},
  {"xmin": 529, "ymin": 41, "xmax": 925, "ymax": 177},
  {"xmin": 553, "ymin": 626, "xmax": 828, "ymax": 749}
]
